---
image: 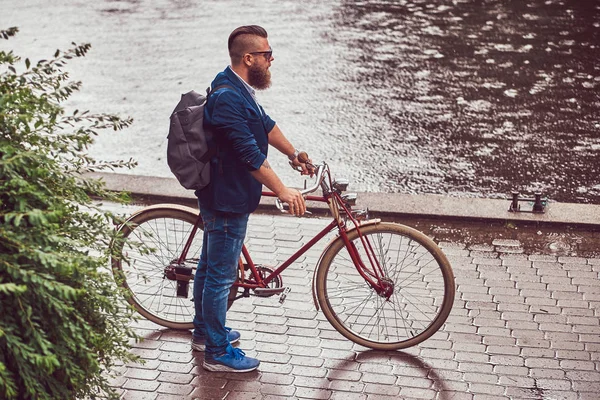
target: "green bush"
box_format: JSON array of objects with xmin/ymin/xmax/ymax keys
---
[{"xmin": 0, "ymin": 27, "xmax": 138, "ymax": 399}]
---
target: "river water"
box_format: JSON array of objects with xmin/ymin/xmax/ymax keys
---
[{"xmin": 3, "ymin": 0, "xmax": 600, "ymax": 203}]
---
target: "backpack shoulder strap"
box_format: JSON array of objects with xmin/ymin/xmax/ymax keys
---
[{"xmin": 206, "ymin": 84, "xmax": 235, "ymax": 98}]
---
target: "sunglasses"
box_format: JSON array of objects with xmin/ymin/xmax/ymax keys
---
[{"xmin": 248, "ymin": 47, "xmax": 273, "ymax": 60}]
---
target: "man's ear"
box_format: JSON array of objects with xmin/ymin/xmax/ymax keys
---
[{"xmin": 243, "ymin": 54, "xmax": 253, "ymax": 67}]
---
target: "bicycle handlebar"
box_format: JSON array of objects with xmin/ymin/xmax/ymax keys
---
[{"xmin": 275, "ymin": 162, "xmax": 327, "ymax": 213}]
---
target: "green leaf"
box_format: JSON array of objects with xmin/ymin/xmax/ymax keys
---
[
  {"xmin": 0, "ymin": 34, "xmax": 138, "ymax": 400},
  {"xmin": 0, "ymin": 283, "xmax": 27, "ymax": 295}
]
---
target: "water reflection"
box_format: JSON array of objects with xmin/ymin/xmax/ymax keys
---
[
  {"xmin": 332, "ymin": 0, "xmax": 600, "ymax": 203},
  {"xmin": 3, "ymin": 0, "xmax": 598, "ymax": 203}
]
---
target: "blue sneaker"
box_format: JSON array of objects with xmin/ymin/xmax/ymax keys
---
[
  {"xmin": 191, "ymin": 327, "xmax": 240, "ymax": 351},
  {"xmin": 203, "ymin": 344, "xmax": 260, "ymax": 372}
]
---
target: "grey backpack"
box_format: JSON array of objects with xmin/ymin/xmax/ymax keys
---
[{"xmin": 167, "ymin": 86, "xmax": 230, "ymax": 191}]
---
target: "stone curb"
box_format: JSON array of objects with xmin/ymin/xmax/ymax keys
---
[{"xmin": 85, "ymin": 172, "xmax": 600, "ymax": 228}]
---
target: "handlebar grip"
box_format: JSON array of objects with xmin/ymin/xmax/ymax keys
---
[{"xmin": 297, "ymin": 151, "xmax": 309, "ymax": 164}]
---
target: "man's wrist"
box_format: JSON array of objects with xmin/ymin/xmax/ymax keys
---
[{"xmin": 288, "ymin": 149, "xmax": 299, "ymax": 162}]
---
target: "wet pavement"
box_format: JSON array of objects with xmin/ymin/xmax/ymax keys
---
[{"xmin": 103, "ymin": 202, "xmax": 600, "ymax": 400}]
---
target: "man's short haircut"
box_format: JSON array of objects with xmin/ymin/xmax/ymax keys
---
[{"xmin": 228, "ymin": 25, "xmax": 268, "ymax": 60}]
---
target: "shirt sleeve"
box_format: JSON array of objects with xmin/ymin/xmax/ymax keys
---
[
  {"xmin": 209, "ymin": 90, "xmax": 267, "ymax": 171},
  {"xmin": 259, "ymin": 105, "xmax": 276, "ymax": 134}
]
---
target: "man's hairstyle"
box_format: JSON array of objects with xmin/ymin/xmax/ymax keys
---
[{"xmin": 228, "ymin": 25, "xmax": 268, "ymax": 60}]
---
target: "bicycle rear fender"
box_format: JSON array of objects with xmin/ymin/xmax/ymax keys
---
[
  {"xmin": 311, "ymin": 219, "xmax": 381, "ymax": 311},
  {"xmin": 121, "ymin": 203, "xmax": 199, "ymax": 226}
]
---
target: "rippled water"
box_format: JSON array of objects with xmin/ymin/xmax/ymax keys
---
[{"xmin": 3, "ymin": 0, "xmax": 599, "ymax": 203}]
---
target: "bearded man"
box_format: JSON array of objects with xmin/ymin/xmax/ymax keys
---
[{"xmin": 191, "ymin": 25, "xmax": 313, "ymax": 372}]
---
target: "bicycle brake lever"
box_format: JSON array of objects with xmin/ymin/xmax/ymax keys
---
[
  {"xmin": 289, "ymin": 161, "xmax": 303, "ymax": 172},
  {"xmin": 275, "ymin": 198, "xmax": 312, "ymax": 215}
]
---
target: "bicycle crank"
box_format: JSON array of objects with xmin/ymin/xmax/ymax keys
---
[{"xmin": 249, "ymin": 265, "xmax": 285, "ymax": 298}]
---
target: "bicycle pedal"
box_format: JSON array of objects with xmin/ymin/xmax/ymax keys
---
[
  {"xmin": 253, "ymin": 287, "xmax": 286, "ymax": 297},
  {"xmin": 279, "ymin": 287, "xmax": 291, "ymax": 304}
]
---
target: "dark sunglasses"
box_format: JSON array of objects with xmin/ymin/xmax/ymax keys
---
[{"xmin": 248, "ymin": 47, "xmax": 273, "ymax": 60}]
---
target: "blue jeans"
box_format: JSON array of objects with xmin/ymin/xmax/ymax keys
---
[{"xmin": 193, "ymin": 205, "xmax": 249, "ymax": 356}]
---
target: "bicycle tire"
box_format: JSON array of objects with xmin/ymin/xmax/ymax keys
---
[
  {"xmin": 111, "ymin": 206, "xmax": 201, "ymax": 329},
  {"xmin": 315, "ymin": 222, "xmax": 455, "ymax": 350}
]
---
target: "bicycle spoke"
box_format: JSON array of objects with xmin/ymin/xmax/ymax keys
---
[
  {"xmin": 317, "ymin": 223, "xmax": 453, "ymax": 349},
  {"xmin": 115, "ymin": 211, "xmax": 202, "ymax": 327}
]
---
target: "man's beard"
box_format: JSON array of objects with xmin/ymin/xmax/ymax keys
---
[{"xmin": 248, "ymin": 64, "xmax": 271, "ymax": 90}]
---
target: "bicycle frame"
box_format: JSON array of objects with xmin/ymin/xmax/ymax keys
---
[{"xmin": 173, "ymin": 163, "xmax": 390, "ymax": 299}]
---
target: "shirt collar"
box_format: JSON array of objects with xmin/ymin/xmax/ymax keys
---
[{"xmin": 228, "ymin": 66, "xmax": 257, "ymax": 99}]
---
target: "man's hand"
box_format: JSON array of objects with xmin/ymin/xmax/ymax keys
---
[
  {"xmin": 290, "ymin": 156, "xmax": 316, "ymax": 177},
  {"xmin": 277, "ymin": 187, "xmax": 306, "ymax": 216}
]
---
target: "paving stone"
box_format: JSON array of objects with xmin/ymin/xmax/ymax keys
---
[
  {"xmin": 525, "ymin": 357, "xmax": 561, "ymax": 369},
  {"xmin": 437, "ymin": 391, "xmax": 473, "ymax": 400},
  {"xmin": 330, "ymin": 392, "xmax": 367, "ymax": 400},
  {"xmin": 158, "ymin": 361, "xmax": 194, "ymax": 374},
  {"xmin": 469, "ymin": 382, "xmax": 506, "ymax": 395},
  {"xmin": 521, "ymin": 347, "xmax": 554, "ymax": 358},
  {"xmin": 124, "ymin": 368, "xmax": 160, "ymax": 381},
  {"xmin": 325, "ymin": 368, "xmax": 362, "ymax": 381},
  {"xmin": 490, "ymin": 355, "xmax": 525, "ymax": 367},
  {"xmin": 535, "ymin": 378, "xmax": 573, "ymax": 391},
  {"xmin": 123, "ymin": 378, "xmax": 161, "ymax": 392},
  {"xmin": 159, "ymin": 341, "xmax": 191, "ymax": 353},
  {"xmin": 260, "ymin": 383, "xmax": 297, "ymax": 397},
  {"xmin": 157, "ymin": 371, "xmax": 194, "ymax": 385},
  {"xmin": 294, "ymin": 386, "xmax": 331, "ymax": 399},
  {"xmin": 101, "ymin": 205, "xmax": 600, "ymax": 399},
  {"xmin": 454, "ymin": 350, "xmax": 491, "ymax": 364},
  {"xmin": 129, "ymin": 348, "xmax": 162, "ymax": 360},
  {"xmin": 425, "ymin": 358, "xmax": 460, "ymax": 371},
  {"xmin": 560, "ymin": 359, "xmax": 597, "ymax": 371},
  {"xmin": 189, "ymin": 375, "xmax": 228, "ymax": 389},
  {"xmin": 482, "ymin": 336, "xmax": 515, "ymax": 346},
  {"xmin": 292, "ymin": 366, "xmax": 328, "ymax": 378},
  {"xmin": 559, "ymin": 256, "xmax": 588, "ymax": 265},
  {"xmin": 189, "ymin": 387, "xmax": 231, "ymax": 399},
  {"xmin": 122, "ymin": 390, "xmax": 159, "ymax": 400},
  {"xmin": 155, "ymin": 394, "xmax": 191, "ymax": 400},
  {"xmin": 399, "ymin": 387, "xmax": 437, "ymax": 399},
  {"xmin": 420, "ymin": 348, "xmax": 455, "ymax": 359},
  {"xmin": 156, "ymin": 382, "xmax": 194, "ymax": 396},
  {"xmin": 258, "ymin": 361, "xmax": 294, "ymax": 374},
  {"xmin": 125, "ymin": 359, "xmax": 162, "ymax": 370},
  {"xmin": 457, "ymin": 362, "xmax": 494, "ymax": 373},
  {"xmin": 319, "ymin": 348, "xmax": 356, "ymax": 360},
  {"xmin": 529, "ymin": 255, "xmax": 558, "ymax": 262},
  {"xmin": 363, "ymin": 383, "xmax": 400, "ymax": 396},
  {"xmin": 493, "ymin": 365, "xmax": 529, "ymax": 376},
  {"xmin": 158, "ymin": 351, "xmax": 193, "ymax": 364},
  {"xmin": 256, "ymin": 351, "xmax": 292, "ymax": 364},
  {"xmin": 516, "ymin": 338, "xmax": 551, "ymax": 348},
  {"xmin": 528, "ymin": 368, "xmax": 566, "ymax": 379}
]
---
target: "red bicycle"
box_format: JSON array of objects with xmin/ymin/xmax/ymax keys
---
[{"xmin": 111, "ymin": 159, "xmax": 455, "ymax": 350}]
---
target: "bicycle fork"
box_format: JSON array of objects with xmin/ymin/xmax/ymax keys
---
[{"xmin": 311, "ymin": 219, "xmax": 392, "ymax": 311}]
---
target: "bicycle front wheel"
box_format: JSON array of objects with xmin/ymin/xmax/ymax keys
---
[
  {"xmin": 111, "ymin": 205, "xmax": 201, "ymax": 330},
  {"xmin": 315, "ymin": 222, "xmax": 455, "ymax": 350}
]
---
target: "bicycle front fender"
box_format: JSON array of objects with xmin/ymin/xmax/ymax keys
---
[{"xmin": 311, "ymin": 219, "xmax": 382, "ymax": 311}]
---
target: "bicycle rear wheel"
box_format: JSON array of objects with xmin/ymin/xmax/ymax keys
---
[
  {"xmin": 315, "ymin": 222, "xmax": 455, "ymax": 350},
  {"xmin": 111, "ymin": 205, "xmax": 201, "ymax": 330}
]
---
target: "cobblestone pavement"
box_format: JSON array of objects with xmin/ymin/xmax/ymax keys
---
[{"xmin": 105, "ymin": 203, "xmax": 600, "ymax": 400}]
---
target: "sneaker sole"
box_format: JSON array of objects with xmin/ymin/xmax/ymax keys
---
[
  {"xmin": 202, "ymin": 360, "xmax": 259, "ymax": 373},
  {"xmin": 191, "ymin": 342, "xmax": 205, "ymax": 351},
  {"xmin": 191, "ymin": 336, "xmax": 240, "ymax": 352}
]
